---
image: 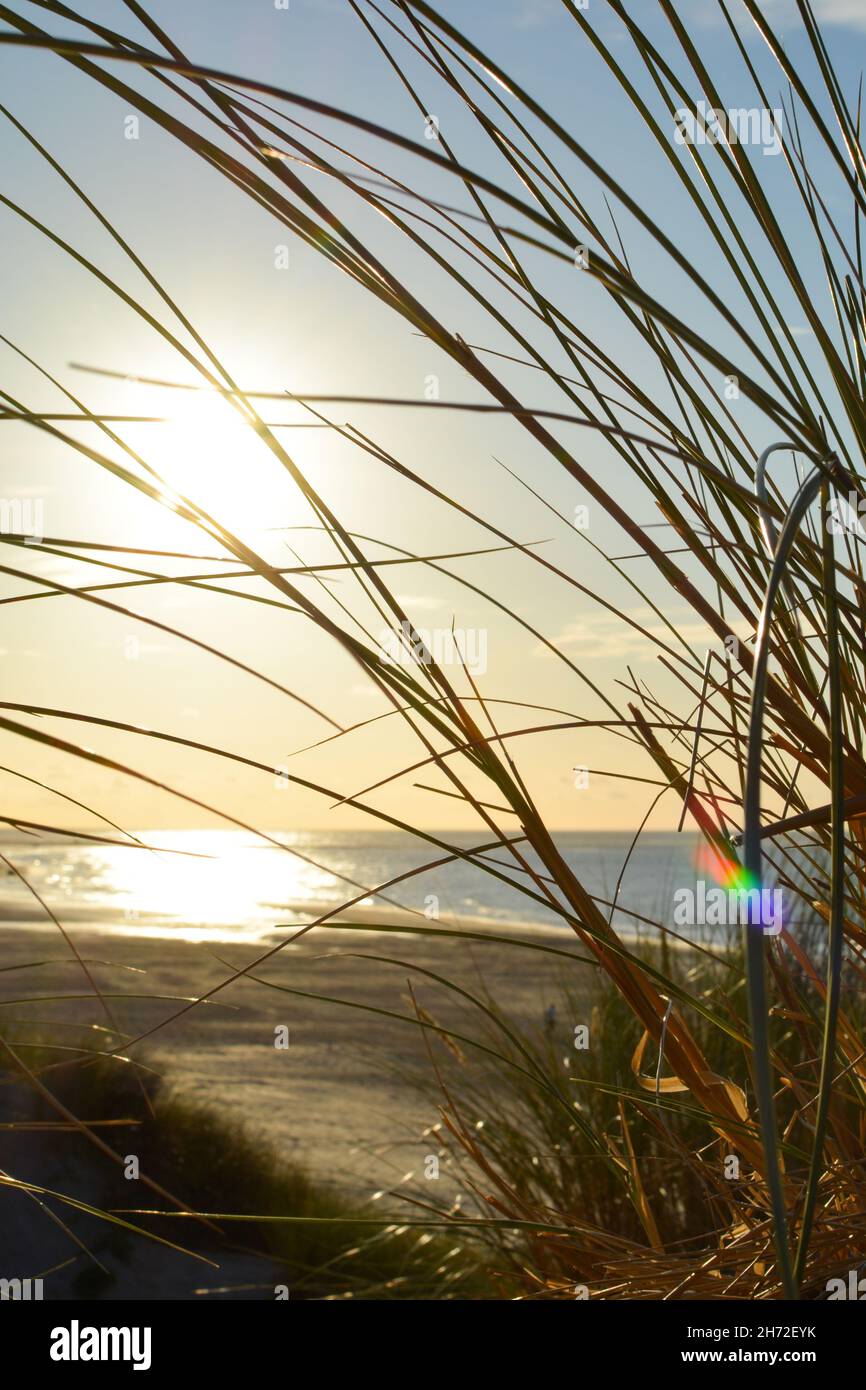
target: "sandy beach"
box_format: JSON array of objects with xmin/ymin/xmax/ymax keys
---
[{"xmin": 0, "ymin": 913, "xmax": 596, "ymax": 1204}]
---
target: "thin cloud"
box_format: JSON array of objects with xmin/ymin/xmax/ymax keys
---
[
  {"xmin": 393, "ymin": 594, "xmax": 443, "ymax": 612},
  {"xmin": 511, "ymin": 0, "xmax": 562, "ymax": 31},
  {"xmin": 763, "ymin": 0, "xmax": 866, "ymax": 29},
  {"xmin": 545, "ymin": 610, "xmax": 719, "ymax": 661},
  {"xmin": 691, "ymin": 0, "xmax": 866, "ymax": 32}
]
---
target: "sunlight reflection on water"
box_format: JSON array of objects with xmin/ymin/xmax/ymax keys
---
[{"xmin": 0, "ymin": 829, "xmax": 707, "ymax": 945}]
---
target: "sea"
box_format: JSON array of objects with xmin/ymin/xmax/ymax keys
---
[{"xmin": 0, "ymin": 829, "xmax": 719, "ymax": 944}]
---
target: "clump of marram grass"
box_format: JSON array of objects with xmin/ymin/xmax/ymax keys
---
[
  {"xmin": 399, "ymin": 958, "xmax": 866, "ymax": 1299},
  {"xmin": 0, "ymin": 1031, "xmax": 489, "ymax": 1300}
]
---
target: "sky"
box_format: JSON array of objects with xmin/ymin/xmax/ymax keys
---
[{"xmin": 0, "ymin": 0, "xmax": 861, "ymax": 834}]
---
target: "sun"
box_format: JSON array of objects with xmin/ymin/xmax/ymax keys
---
[
  {"xmin": 149, "ymin": 389, "xmax": 293, "ymax": 544},
  {"xmin": 112, "ymin": 372, "xmax": 327, "ymax": 559},
  {"xmin": 104, "ymin": 375, "xmax": 338, "ymax": 594}
]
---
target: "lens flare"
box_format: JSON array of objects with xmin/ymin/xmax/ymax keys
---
[{"xmin": 694, "ymin": 840, "xmax": 755, "ymax": 891}]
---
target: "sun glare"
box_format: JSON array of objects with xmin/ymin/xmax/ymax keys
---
[
  {"xmin": 161, "ymin": 392, "xmax": 276, "ymax": 534},
  {"xmin": 145, "ymin": 390, "xmax": 301, "ymax": 547}
]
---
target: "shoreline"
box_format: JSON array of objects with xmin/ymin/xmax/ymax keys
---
[{"xmin": 0, "ymin": 893, "xmax": 698, "ymax": 949}]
